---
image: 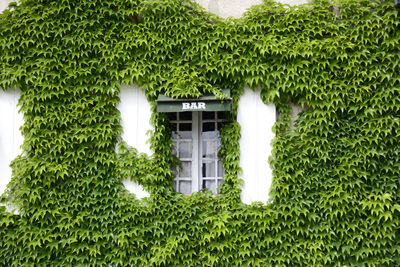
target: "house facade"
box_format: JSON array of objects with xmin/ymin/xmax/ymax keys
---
[
  {"xmin": 1, "ymin": 0, "xmax": 399, "ymax": 265},
  {"xmin": 0, "ymin": 0, "xmax": 309, "ymax": 204}
]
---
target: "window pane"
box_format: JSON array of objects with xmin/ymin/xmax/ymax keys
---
[
  {"xmin": 171, "ymin": 123, "xmax": 177, "ymax": 132},
  {"xmin": 202, "ymin": 122, "xmax": 215, "ymax": 132},
  {"xmin": 202, "ymin": 180, "xmax": 215, "ymax": 193},
  {"xmin": 179, "ymin": 161, "xmax": 191, "ymax": 177},
  {"xmin": 202, "ymin": 112, "xmax": 215, "ymax": 120},
  {"xmin": 217, "ymin": 111, "xmax": 226, "ymax": 120},
  {"xmin": 179, "ymin": 181, "xmax": 192, "ymax": 194},
  {"xmin": 178, "ymin": 123, "xmax": 192, "ymax": 139},
  {"xmin": 180, "ymin": 112, "xmax": 192, "ymax": 121},
  {"xmin": 217, "ymin": 179, "xmax": 224, "ymax": 193},
  {"xmin": 202, "ymin": 131, "xmax": 217, "ymax": 139},
  {"xmin": 179, "ymin": 141, "xmax": 192, "ymax": 158},
  {"xmin": 172, "ymin": 165, "xmax": 178, "ymax": 176},
  {"xmin": 179, "ymin": 131, "xmax": 192, "ymax": 139},
  {"xmin": 202, "ymin": 161, "xmax": 215, "ymax": 177},
  {"xmin": 217, "ymin": 122, "xmax": 225, "ymax": 130},
  {"xmin": 202, "ymin": 140, "xmax": 217, "ymax": 158},
  {"xmin": 217, "ymin": 160, "xmax": 224, "ymax": 177},
  {"xmin": 168, "ymin": 113, "xmax": 177, "ymax": 121},
  {"xmin": 171, "ymin": 142, "xmax": 177, "ymax": 156},
  {"xmin": 179, "ymin": 123, "xmax": 192, "ymax": 131}
]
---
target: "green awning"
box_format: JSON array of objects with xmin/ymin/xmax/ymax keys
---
[{"xmin": 156, "ymin": 89, "xmax": 231, "ymax": 113}]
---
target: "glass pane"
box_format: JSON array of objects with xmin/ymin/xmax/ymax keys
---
[
  {"xmin": 171, "ymin": 143, "xmax": 177, "ymax": 156},
  {"xmin": 168, "ymin": 113, "xmax": 177, "ymax": 121},
  {"xmin": 178, "ymin": 123, "xmax": 192, "ymax": 139},
  {"xmin": 172, "ymin": 165, "xmax": 178, "ymax": 176},
  {"xmin": 202, "ymin": 141, "xmax": 217, "ymax": 158},
  {"xmin": 179, "ymin": 181, "xmax": 192, "ymax": 194},
  {"xmin": 180, "ymin": 112, "xmax": 192, "ymax": 121},
  {"xmin": 179, "ymin": 131, "xmax": 192, "ymax": 139},
  {"xmin": 171, "ymin": 123, "xmax": 177, "ymax": 132},
  {"xmin": 202, "ymin": 112, "xmax": 215, "ymax": 120},
  {"xmin": 173, "ymin": 180, "xmax": 178, "ymax": 191},
  {"xmin": 217, "ymin": 122, "xmax": 225, "ymax": 130},
  {"xmin": 202, "ymin": 180, "xmax": 215, "ymax": 193},
  {"xmin": 203, "ymin": 131, "xmax": 217, "ymax": 139},
  {"xmin": 203, "ymin": 122, "xmax": 215, "ymax": 132},
  {"xmin": 179, "ymin": 142, "xmax": 192, "ymax": 158},
  {"xmin": 217, "ymin": 111, "xmax": 226, "ymax": 120},
  {"xmin": 217, "ymin": 160, "xmax": 224, "ymax": 177},
  {"xmin": 202, "ymin": 161, "xmax": 215, "ymax": 177},
  {"xmin": 179, "ymin": 123, "xmax": 192, "ymax": 131},
  {"xmin": 179, "ymin": 161, "xmax": 191, "ymax": 177},
  {"xmin": 217, "ymin": 179, "xmax": 224, "ymax": 194}
]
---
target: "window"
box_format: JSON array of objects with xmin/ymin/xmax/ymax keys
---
[{"xmin": 169, "ymin": 111, "xmax": 227, "ymax": 195}]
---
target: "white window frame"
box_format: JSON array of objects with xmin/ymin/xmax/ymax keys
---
[{"xmin": 170, "ymin": 111, "xmax": 225, "ymax": 194}]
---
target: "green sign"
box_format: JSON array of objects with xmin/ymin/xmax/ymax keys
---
[{"xmin": 156, "ymin": 90, "xmax": 231, "ymax": 113}]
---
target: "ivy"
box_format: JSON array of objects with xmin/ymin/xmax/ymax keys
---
[{"xmin": 1, "ymin": 0, "xmax": 400, "ymax": 265}]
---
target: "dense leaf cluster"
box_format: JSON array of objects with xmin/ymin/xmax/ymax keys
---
[{"xmin": 1, "ymin": 0, "xmax": 399, "ymax": 265}]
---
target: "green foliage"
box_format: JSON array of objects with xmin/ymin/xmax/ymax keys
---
[{"xmin": 1, "ymin": 0, "xmax": 400, "ymax": 265}]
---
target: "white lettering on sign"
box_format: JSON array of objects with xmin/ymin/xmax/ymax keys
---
[{"xmin": 182, "ymin": 102, "xmax": 206, "ymax": 110}]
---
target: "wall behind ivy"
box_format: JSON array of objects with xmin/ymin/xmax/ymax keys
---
[{"xmin": 0, "ymin": 0, "xmax": 399, "ymax": 266}]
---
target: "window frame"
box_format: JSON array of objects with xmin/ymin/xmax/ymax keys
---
[{"xmin": 170, "ymin": 111, "xmax": 226, "ymax": 195}]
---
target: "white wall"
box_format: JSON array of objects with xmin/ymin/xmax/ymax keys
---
[
  {"xmin": 0, "ymin": 89, "xmax": 23, "ymax": 195},
  {"xmin": 118, "ymin": 84, "xmax": 153, "ymax": 199}
]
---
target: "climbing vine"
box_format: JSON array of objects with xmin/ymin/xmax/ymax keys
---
[{"xmin": 1, "ymin": 0, "xmax": 400, "ymax": 265}]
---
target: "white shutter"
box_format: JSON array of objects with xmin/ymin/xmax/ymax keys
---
[
  {"xmin": 118, "ymin": 84, "xmax": 153, "ymax": 199},
  {"xmin": 238, "ymin": 87, "xmax": 275, "ymax": 204},
  {"xmin": 0, "ymin": 89, "xmax": 23, "ymax": 195}
]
